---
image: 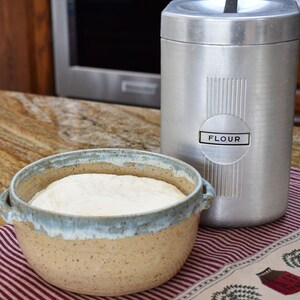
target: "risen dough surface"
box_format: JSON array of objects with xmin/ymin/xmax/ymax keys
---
[{"xmin": 29, "ymin": 174, "xmax": 185, "ymax": 216}]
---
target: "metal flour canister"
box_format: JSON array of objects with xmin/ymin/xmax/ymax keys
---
[{"xmin": 160, "ymin": 0, "xmax": 300, "ymax": 227}]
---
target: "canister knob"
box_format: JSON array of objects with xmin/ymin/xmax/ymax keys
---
[{"xmin": 224, "ymin": 0, "xmax": 238, "ymax": 13}]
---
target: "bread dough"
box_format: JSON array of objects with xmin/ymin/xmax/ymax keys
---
[{"xmin": 29, "ymin": 174, "xmax": 185, "ymax": 216}]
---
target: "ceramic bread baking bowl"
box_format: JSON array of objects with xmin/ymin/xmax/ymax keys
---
[{"xmin": 0, "ymin": 149, "xmax": 214, "ymax": 296}]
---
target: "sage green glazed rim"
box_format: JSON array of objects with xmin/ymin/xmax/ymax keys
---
[{"xmin": 0, "ymin": 149, "xmax": 214, "ymax": 240}]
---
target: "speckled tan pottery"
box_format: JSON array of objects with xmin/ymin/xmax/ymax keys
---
[{"xmin": 0, "ymin": 149, "xmax": 214, "ymax": 296}]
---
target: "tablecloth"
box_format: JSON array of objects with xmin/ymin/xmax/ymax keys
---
[{"xmin": 1, "ymin": 168, "xmax": 300, "ymax": 300}]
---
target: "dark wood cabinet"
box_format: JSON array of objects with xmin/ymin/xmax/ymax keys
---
[
  {"xmin": 295, "ymin": 91, "xmax": 300, "ymax": 125},
  {"xmin": 0, "ymin": 0, "xmax": 54, "ymax": 95},
  {"xmin": 295, "ymin": 49, "xmax": 300, "ymax": 125}
]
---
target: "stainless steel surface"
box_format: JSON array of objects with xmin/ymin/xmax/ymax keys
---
[
  {"xmin": 161, "ymin": 0, "xmax": 300, "ymax": 227},
  {"xmin": 161, "ymin": 0, "xmax": 300, "ymax": 45},
  {"xmin": 51, "ymin": 0, "xmax": 160, "ymax": 107}
]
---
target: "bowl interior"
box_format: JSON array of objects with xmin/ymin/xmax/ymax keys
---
[{"xmin": 13, "ymin": 150, "xmax": 199, "ymax": 205}]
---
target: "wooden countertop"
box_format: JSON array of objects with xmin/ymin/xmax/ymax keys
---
[{"xmin": 0, "ymin": 90, "xmax": 300, "ymax": 226}]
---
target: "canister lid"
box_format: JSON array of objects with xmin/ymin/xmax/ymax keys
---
[{"xmin": 161, "ymin": 0, "xmax": 300, "ymax": 45}]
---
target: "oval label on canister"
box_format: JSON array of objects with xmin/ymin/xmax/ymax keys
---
[{"xmin": 199, "ymin": 115, "xmax": 250, "ymax": 165}]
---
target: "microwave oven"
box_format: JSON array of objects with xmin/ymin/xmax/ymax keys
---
[{"xmin": 51, "ymin": 0, "xmax": 171, "ymax": 107}]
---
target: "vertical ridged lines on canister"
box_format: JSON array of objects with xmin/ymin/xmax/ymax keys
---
[
  {"xmin": 204, "ymin": 77, "xmax": 247, "ymax": 197},
  {"xmin": 203, "ymin": 158, "xmax": 243, "ymax": 198},
  {"xmin": 206, "ymin": 77, "xmax": 247, "ymax": 119}
]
